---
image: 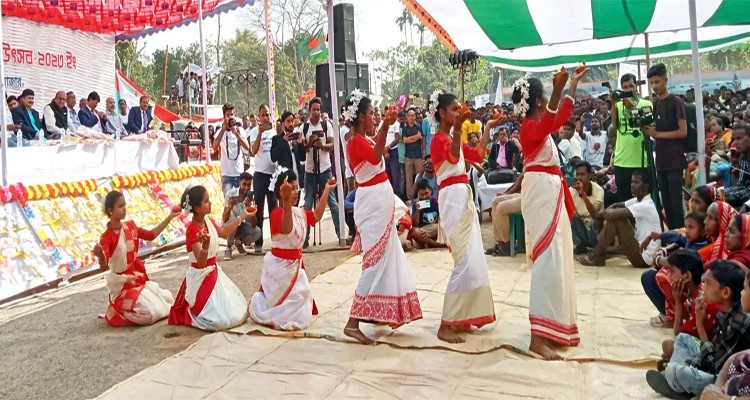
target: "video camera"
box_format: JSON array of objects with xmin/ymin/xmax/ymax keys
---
[
  {"xmin": 627, "ymin": 106, "xmax": 654, "ymax": 135},
  {"xmin": 602, "ymin": 81, "xmax": 645, "ymax": 102}
]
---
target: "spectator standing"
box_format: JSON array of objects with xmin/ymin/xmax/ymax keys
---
[
  {"xmin": 643, "ymin": 63, "xmax": 687, "ymax": 230},
  {"xmin": 248, "ymin": 104, "xmax": 277, "ymax": 252},
  {"xmin": 217, "ymin": 103, "xmax": 251, "ymax": 193},
  {"xmin": 384, "ymin": 112, "xmax": 401, "ymax": 196},
  {"xmin": 271, "ymin": 111, "xmax": 305, "ymax": 194},
  {"xmin": 413, "ymin": 158, "xmax": 439, "ymax": 199},
  {"xmin": 579, "ymin": 116, "xmax": 608, "ymax": 170},
  {"xmin": 402, "ymin": 109, "xmax": 424, "ymax": 201},
  {"xmin": 126, "ymin": 96, "xmax": 153, "ymax": 134},
  {"xmin": 300, "ymin": 97, "xmax": 340, "ymax": 245},
  {"xmin": 42, "ymin": 90, "xmax": 72, "ymax": 139},
  {"xmin": 610, "ymin": 73, "xmax": 652, "ymax": 201},
  {"xmin": 176, "ymin": 72, "xmax": 185, "ymax": 103},
  {"xmin": 421, "ymin": 108, "xmax": 435, "ymax": 156},
  {"xmin": 11, "ymin": 89, "xmax": 42, "ymax": 141},
  {"xmin": 460, "ymin": 107, "xmax": 482, "ymax": 144},
  {"xmin": 66, "ymin": 91, "xmax": 80, "ymax": 130}
]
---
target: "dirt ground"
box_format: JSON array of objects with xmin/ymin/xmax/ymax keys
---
[{"xmin": 0, "ymin": 214, "xmax": 499, "ymax": 400}]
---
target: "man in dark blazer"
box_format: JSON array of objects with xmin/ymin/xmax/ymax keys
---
[
  {"xmin": 488, "ymin": 127, "xmax": 521, "ymax": 171},
  {"xmin": 78, "ymin": 91, "xmax": 105, "ymax": 131},
  {"xmin": 271, "ymin": 111, "xmax": 305, "ymax": 190},
  {"xmin": 126, "ymin": 96, "xmax": 152, "ymax": 134},
  {"xmin": 11, "ymin": 88, "xmax": 43, "ymax": 140}
]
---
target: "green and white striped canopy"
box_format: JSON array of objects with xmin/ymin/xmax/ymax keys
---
[{"xmin": 407, "ymin": 0, "xmax": 750, "ymax": 71}]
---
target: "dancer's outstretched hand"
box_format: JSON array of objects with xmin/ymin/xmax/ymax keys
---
[
  {"xmin": 92, "ymin": 243, "xmax": 104, "ymax": 260},
  {"xmin": 572, "ymin": 67, "xmax": 588, "ymax": 83},
  {"xmin": 325, "ymin": 177, "xmax": 337, "ymax": 191},
  {"xmin": 279, "ymin": 177, "xmax": 292, "ymax": 201},
  {"xmin": 383, "ymin": 105, "xmax": 398, "ymax": 127},
  {"xmin": 552, "ymin": 67, "xmax": 569, "ymax": 92}
]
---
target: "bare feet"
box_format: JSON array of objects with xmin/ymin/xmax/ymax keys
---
[
  {"xmin": 437, "ymin": 324, "xmax": 466, "ymax": 344},
  {"xmin": 344, "ymin": 327, "xmax": 374, "ymax": 345},
  {"xmin": 453, "ymin": 325, "xmax": 472, "ymax": 333},
  {"xmin": 529, "ymin": 334, "xmax": 563, "ymax": 360}
]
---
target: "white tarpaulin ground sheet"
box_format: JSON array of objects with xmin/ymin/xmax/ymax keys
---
[{"xmin": 98, "ymin": 250, "xmax": 671, "ymax": 399}]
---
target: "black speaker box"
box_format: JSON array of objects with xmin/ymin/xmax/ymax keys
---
[
  {"xmin": 315, "ymin": 63, "xmax": 347, "ymax": 116},
  {"xmin": 333, "ymin": 3, "xmax": 356, "ymax": 64}
]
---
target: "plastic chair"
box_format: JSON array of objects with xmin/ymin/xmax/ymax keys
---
[{"xmin": 509, "ymin": 212, "xmax": 525, "ymax": 257}]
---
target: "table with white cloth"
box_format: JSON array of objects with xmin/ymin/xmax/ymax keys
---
[
  {"xmin": 475, "ymin": 175, "xmax": 513, "ymax": 212},
  {"xmin": 0, "ymin": 141, "xmax": 180, "ymax": 185}
]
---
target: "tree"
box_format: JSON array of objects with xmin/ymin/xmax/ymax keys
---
[
  {"xmin": 414, "ymin": 22, "xmax": 426, "ymax": 48},
  {"xmin": 395, "ymin": 8, "xmax": 412, "ymax": 46},
  {"xmin": 115, "ymin": 41, "xmax": 154, "ymax": 95}
]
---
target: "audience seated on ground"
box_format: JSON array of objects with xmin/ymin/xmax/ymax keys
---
[
  {"xmin": 577, "ymin": 170, "xmax": 661, "ymax": 268},
  {"xmin": 569, "ymin": 161, "xmax": 604, "ymax": 255},
  {"xmin": 409, "ymin": 180, "xmax": 444, "ymax": 249}
]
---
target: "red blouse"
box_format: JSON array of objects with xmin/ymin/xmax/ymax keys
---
[
  {"xmin": 269, "ymin": 208, "xmax": 316, "ymax": 235},
  {"xmin": 185, "ymin": 219, "xmax": 220, "ymax": 253},
  {"xmin": 99, "ymin": 220, "xmax": 155, "ymax": 260},
  {"xmin": 430, "ymin": 131, "xmax": 484, "ymax": 171},
  {"xmin": 347, "ymin": 134, "xmax": 388, "ymax": 185},
  {"xmin": 520, "ymin": 97, "xmax": 573, "ymax": 162}
]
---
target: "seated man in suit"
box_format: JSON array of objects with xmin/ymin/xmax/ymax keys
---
[
  {"xmin": 126, "ymin": 96, "xmax": 152, "ymax": 134},
  {"xmin": 488, "ymin": 127, "xmax": 521, "ymax": 171},
  {"xmin": 10, "ymin": 88, "xmax": 42, "ymax": 141},
  {"xmin": 78, "ymin": 91, "xmax": 105, "ymax": 132}
]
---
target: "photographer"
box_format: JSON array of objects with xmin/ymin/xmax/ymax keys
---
[
  {"xmin": 609, "ymin": 73, "xmax": 653, "ymax": 201},
  {"xmin": 643, "ymin": 63, "xmax": 687, "ymax": 230},
  {"xmin": 213, "ymin": 103, "xmax": 250, "ymax": 196},
  {"xmin": 248, "ymin": 104, "xmax": 279, "ymax": 253},
  {"xmin": 300, "ymin": 97, "xmax": 340, "ymax": 247},
  {"xmin": 270, "ymin": 111, "xmax": 305, "ymax": 200}
]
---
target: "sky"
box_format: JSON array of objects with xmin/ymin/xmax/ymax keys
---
[{"xmin": 142, "ymin": 0, "xmax": 409, "ymax": 66}]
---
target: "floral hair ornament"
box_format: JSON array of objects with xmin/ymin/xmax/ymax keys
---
[
  {"xmin": 342, "ymin": 89, "xmax": 367, "ymax": 123},
  {"xmin": 426, "ymin": 89, "xmax": 442, "ymax": 126},
  {"xmin": 268, "ymin": 167, "xmax": 289, "ymax": 191},
  {"xmin": 512, "ymin": 74, "xmax": 531, "ymax": 117},
  {"xmin": 182, "ymin": 193, "xmax": 192, "ymax": 213}
]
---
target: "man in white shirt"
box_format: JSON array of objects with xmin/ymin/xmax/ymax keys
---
[
  {"xmin": 117, "ymin": 99, "xmax": 128, "ymax": 135},
  {"xmin": 103, "ymin": 97, "xmax": 126, "ymax": 138},
  {"xmin": 577, "ymin": 170, "xmax": 661, "ymax": 267},
  {"xmin": 247, "ymin": 104, "xmax": 278, "ymax": 253},
  {"xmin": 580, "ymin": 116, "xmax": 608, "ymax": 170},
  {"xmin": 300, "ymin": 97, "xmax": 340, "ymax": 246},
  {"xmin": 2, "ymin": 100, "xmax": 20, "ymax": 147},
  {"xmin": 570, "ymin": 161, "xmax": 605, "ymax": 255},
  {"xmin": 42, "ymin": 90, "xmax": 73, "ymax": 139},
  {"xmin": 65, "ymin": 91, "xmax": 80, "ymax": 130},
  {"xmin": 176, "ymin": 72, "xmax": 185, "ymax": 102},
  {"xmin": 214, "ymin": 102, "xmax": 250, "ymax": 196},
  {"xmin": 385, "ymin": 113, "xmax": 402, "ymax": 196}
]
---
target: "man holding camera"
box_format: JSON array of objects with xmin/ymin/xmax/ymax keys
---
[
  {"xmin": 300, "ymin": 97, "xmax": 340, "ymax": 247},
  {"xmin": 213, "ymin": 103, "xmax": 250, "ymax": 196},
  {"xmin": 271, "ymin": 111, "xmax": 305, "ymax": 199},
  {"xmin": 643, "ymin": 63, "xmax": 687, "ymax": 230},
  {"xmin": 248, "ymin": 104, "xmax": 279, "ymax": 253},
  {"xmin": 609, "ymin": 73, "xmax": 652, "ymax": 201}
]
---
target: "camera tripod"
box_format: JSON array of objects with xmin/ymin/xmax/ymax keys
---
[
  {"xmin": 640, "ymin": 134, "xmax": 665, "ymax": 232},
  {"xmin": 311, "ymin": 147, "xmax": 323, "ymax": 246}
]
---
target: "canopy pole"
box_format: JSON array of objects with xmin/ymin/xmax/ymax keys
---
[
  {"xmin": 494, "ymin": 68, "xmax": 503, "ymax": 104},
  {"xmin": 198, "ymin": 0, "xmax": 210, "ymax": 165},
  {"xmin": 644, "ymin": 33, "xmax": 652, "ymax": 70},
  {"xmin": 162, "ymin": 46, "xmax": 169, "ymax": 100},
  {"xmin": 327, "ymin": 0, "xmax": 346, "ymax": 246},
  {"xmin": 459, "ymin": 66, "xmax": 466, "ymax": 102},
  {"xmin": 688, "ymin": 0, "xmax": 706, "ymax": 186},
  {"xmin": 0, "ymin": 6, "xmax": 8, "ymax": 187},
  {"xmin": 264, "ymin": 0, "xmax": 277, "ymax": 118}
]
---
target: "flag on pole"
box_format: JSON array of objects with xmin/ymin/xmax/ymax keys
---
[{"xmin": 298, "ymin": 27, "xmax": 328, "ymax": 62}]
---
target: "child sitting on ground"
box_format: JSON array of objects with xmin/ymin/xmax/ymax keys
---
[
  {"xmin": 647, "ymin": 260, "xmax": 750, "ymax": 399},
  {"xmin": 656, "ymin": 250, "xmax": 722, "ymax": 372},
  {"xmin": 641, "ymin": 212, "xmax": 710, "ymax": 268},
  {"xmin": 409, "ymin": 180, "xmax": 445, "ymax": 249}
]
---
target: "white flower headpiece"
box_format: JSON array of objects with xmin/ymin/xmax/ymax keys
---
[
  {"xmin": 426, "ymin": 90, "xmax": 441, "ymax": 126},
  {"xmin": 512, "ymin": 74, "xmax": 531, "ymax": 117},
  {"xmin": 182, "ymin": 193, "xmax": 192, "ymax": 213},
  {"xmin": 342, "ymin": 89, "xmax": 366, "ymax": 123},
  {"xmin": 268, "ymin": 167, "xmax": 289, "ymax": 191}
]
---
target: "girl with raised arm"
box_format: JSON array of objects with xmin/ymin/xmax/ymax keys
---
[{"xmin": 512, "ymin": 67, "xmax": 588, "ymax": 359}]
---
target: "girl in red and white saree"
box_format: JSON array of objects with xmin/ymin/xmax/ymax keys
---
[
  {"xmin": 93, "ymin": 191, "xmax": 177, "ymax": 327},
  {"xmin": 344, "ymin": 92, "xmax": 422, "ymax": 345},
  {"xmin": 168, "ymin": 185, "xmax": 254, "ymax": 331},
  {"xmin": 512, "ymin": 67, "xmax": 587, "ymax": 359},
  {"xmin": 428, "ymin": 92, "xmax": 502, "ymax": 344},
  {"xmin": 248, "ymin": 169, "xmax": 336, "ymax": 330}
]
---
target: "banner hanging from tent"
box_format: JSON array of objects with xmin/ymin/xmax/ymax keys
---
[{"xmin": 2, "ymin": 16, "xmax": 115, "ymax": 106}]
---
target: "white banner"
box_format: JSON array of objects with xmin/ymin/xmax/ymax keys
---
[
  {"xmin": 2, "ymin": 16, "xmax": 115, "ymax": 112},
  {"xmin": 618, "ymin": 62, "xmax": 649, "ymax": 96}
]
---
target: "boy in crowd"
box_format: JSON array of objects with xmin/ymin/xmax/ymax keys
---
[
  {"xmin": 656, "ymin": 250, "xmax": 722, "ymax": 373},
  {"xmin": 647, "ymin": 260, "xmax": 750, "ymax": 398},
  {"xmin": 409, "ymin": 180, "xmax": 443, "ymax": 249},
  {"xmin": 640, "ymin": 212, "xmax": 710, "ymax": 258}
]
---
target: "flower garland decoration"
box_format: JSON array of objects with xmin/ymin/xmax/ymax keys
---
[
  {"xmin": 512, "ymin": 74, "xmax": 531, "ymax": 117},
  {"xmin": 268, "ymin": 167, "xmax": 289, "ymax": 191},
  {"xmin": 341, "ymin": 89, "xmax": 367, "ymax": 123},
  {"xmin": 426, "ymin": 90, "xmax": 442, "ymax": 127}
]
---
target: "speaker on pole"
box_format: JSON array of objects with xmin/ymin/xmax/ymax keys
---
[{"xmin": 333, "ymin": 3, "xmax": 356, "ymax": 64}]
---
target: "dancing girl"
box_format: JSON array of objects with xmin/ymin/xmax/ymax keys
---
[
  {"xmin": 512, "ymin": 66, "xmax": 588, "ymax": 359},
  {"xmin": 344, "ymin": 89, "xmax": 423, "ymax": 345},
  {"xmin": 93, "ymin": 190, "xmax": 176, "ymax": 326}
]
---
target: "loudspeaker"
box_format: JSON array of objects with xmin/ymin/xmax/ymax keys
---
[
  {"xmin": 333, "ymin": 3, "xmax": 356, "ymax": 64},
  {"xmin": 357, "ymin": 63, "xmax": 370, "ymax": 93},
  {"xmin": 315, "ymin": 63, "xmax": 347, "ymax": 116},
  {"xmin": 345, "ymin": 63, "xmax": 358, "ymax": 94}
]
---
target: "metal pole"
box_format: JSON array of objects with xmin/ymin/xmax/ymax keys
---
[
  {"xmin": 198, "ymin": 0, "xmax": 210, "ymax": 165},
  {"xmin": 644, "ymin": 33, "xmax": 652, "ymax": 70},
  {"xmin": 0, "ymin": 7, "xmax": 8, "ymax": 187},
  {"xmin": 264, "ymin": 0, "xmax": 277, "ymax": 118},
  {"xmin": 688, "ymin": 0, "xmax": 706, "ymax": 186},
  {"xmin": 327, "ymin": 0, "xmax": 346, "ymax": 245},
  {"xmin": 494, "ymin": 68, "xmax": 503, "ymax": 104}
]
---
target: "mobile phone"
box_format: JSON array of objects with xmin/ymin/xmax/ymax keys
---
[{"xmin": 417, "ymin": 200, "xmax": 431, "ymax": 210}]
